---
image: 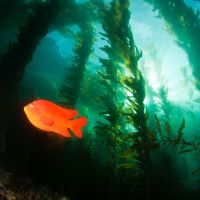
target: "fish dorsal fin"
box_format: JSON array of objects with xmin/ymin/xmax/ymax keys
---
[
  {"xmin": 61, "ymin": 108, "xmax": 78, "ymax": 119},
  {"xmin": 40, "ymin": 117, "xmax": 54, "ymax": 126}
]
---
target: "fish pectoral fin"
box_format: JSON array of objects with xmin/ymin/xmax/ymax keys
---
[{"xmin": 40, "ymin": 117, "xmax": 54, "ymax": 126}]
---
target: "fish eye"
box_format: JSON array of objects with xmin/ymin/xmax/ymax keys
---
[{"xmin": 29, "ymin": 104, "xmax": 34, "ymax": 108}]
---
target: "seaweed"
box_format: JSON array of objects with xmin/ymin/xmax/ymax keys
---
[
  {"xmin": 0, "ymin": 1, "xmax": 60, "ymax": 95},
  {"xmin": 1, "ymin": 0, "xmax": 199, "ymax": 199},
  {"xmin": 144, "ymin": 0, "xmax": 200, "ymax": 90},
  {"xmin": 54, "ymin": 0, "xmax": 99, "ymax": 34},
  {"xmin": 0, "ymin": 0, "xmax": 93, "ymax": 152},
  {"xmin": 0, "ymin": 0, "xmax": 64, "ymax": 156},
  {"xmin": 0, "ymin": 0, "xmax": 33, "ymax": 31},
  {"xmin": 153, "ymin": 115, "xmax": 200, "ymax": 189},
  {"xmin": 0, "ymin": 0, "xmax": 93, "ymax": 103},
  {"xmin": 59, "ymin": 22, "xmax": 95, "ymax": 107},
  {"xmin": 94, "ymin": 0, "xmax": 152, "ymax": 199},
  {"xmin": 158, "ymin": 118, "xmax": 200, "ymax": 154}
]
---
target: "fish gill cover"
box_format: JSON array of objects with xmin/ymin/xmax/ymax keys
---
[{"xmin": 0, "ymin": 0, "xmax": 200, "ymax": 200}]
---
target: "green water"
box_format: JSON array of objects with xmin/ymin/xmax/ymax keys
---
[{"xmin": 0, "ymin": 0, "xmax": 200, "ymax": 199}]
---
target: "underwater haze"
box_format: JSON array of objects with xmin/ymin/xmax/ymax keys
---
[{"xmin": 0, "ymin": 0, "xmax": 200, "ymax": 200}]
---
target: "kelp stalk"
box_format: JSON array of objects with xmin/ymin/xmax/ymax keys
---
[
  {"xmin": 144, "ymin": 0, "xmax": 200, "ymax": 89},
  {"xmin": 96, "ymin": 0, "xmax": 150, "ymax": 199},
  {"xmin": 60, "ymin": 23, "xmax": 95, "ymax": 107}
]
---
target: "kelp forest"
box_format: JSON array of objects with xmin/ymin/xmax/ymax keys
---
[{"xmin": 0, "ymin": 0, "xmax": 200, "ymax": 200}]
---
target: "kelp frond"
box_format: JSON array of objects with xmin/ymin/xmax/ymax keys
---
[
  {"xmin": 144, "ymin": 0, "xmax": 200, "ymax": 90},
  {"xmin": 60, "ymin": 23, "xmax": 95, "ymax": 107},
  {"xmin": 94, "ymin": 0, "xmax": 151, "ymax": 199},
  {"xmin": 0, "ymin": 0, "xmax": 62, "ymax": 95}
]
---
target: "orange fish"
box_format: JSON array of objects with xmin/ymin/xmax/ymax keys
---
[{"xmin": 24, "ymin": 99, "xmax": 87, "ymax": 138}]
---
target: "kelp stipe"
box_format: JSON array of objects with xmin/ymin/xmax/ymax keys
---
[
  {"xmin": 144, "ymin": 0, "xmax": 200, "ymax": 90},
  {"xmin": 0, "ymin": 0, "xmax": 93, "ymax": 113},
  {"xmin": 59, "ymin": 23, "xmax": 95, "ymax": 107},
  {"xmin": 0, "ymin": 0, "xmax": 64, "ymax": 158},
  {"xmin": 0, "ymin": 1, "xmax": 199, "ymax": 200},
  {"xmin": 0, "ymin": 0, "xmax": 92, "ymax": 151},
  {"xmin": 0, "ymin": 0, "xmax": 95, "ymax": 181},
  {"xmin": 94, "ymin": 0, "xmax": 151, "ymax": 199},
  {"xmin": 0, "ymin": 0, "xmax": 62, "ymax": 95}
]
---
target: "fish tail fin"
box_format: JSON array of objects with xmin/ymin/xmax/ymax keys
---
[{"xmin": 69, "ymin": 117, "xmax": 87, "ymax": 138}]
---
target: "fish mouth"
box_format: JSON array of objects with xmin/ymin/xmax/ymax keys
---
[{"xmin": 24, "ymin": 105, "xmax": 29, "ymax": 116}]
